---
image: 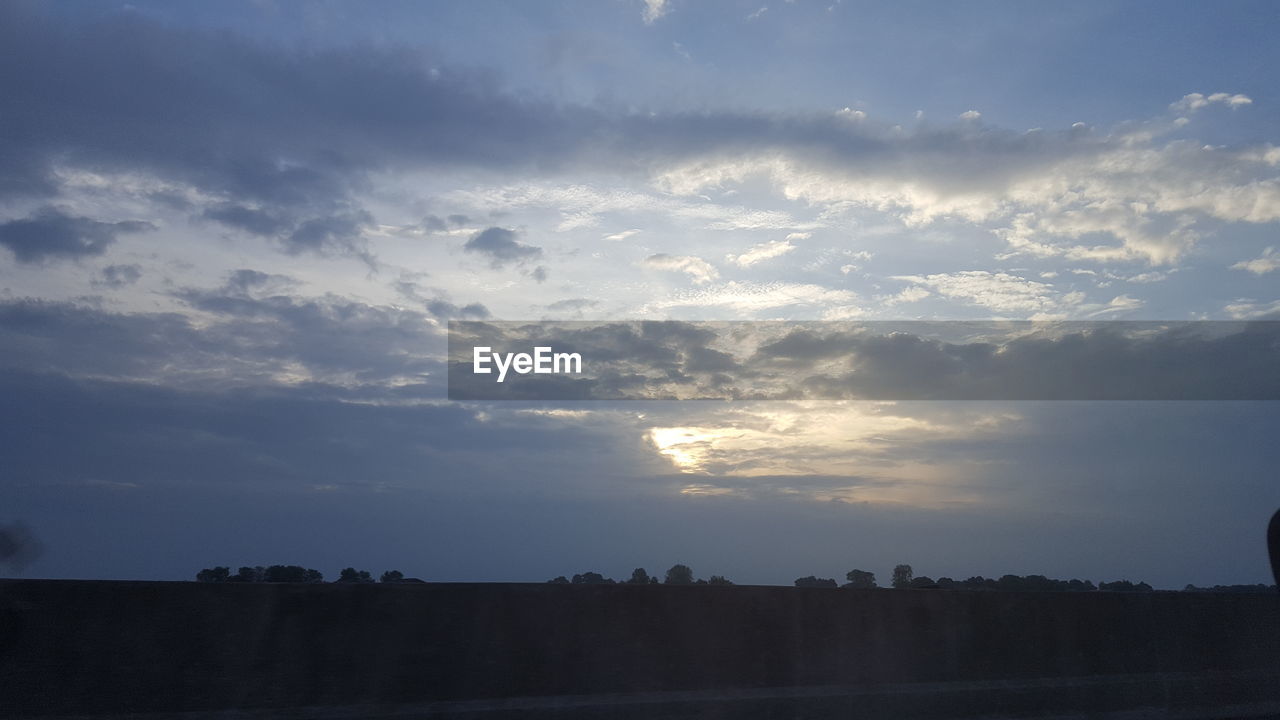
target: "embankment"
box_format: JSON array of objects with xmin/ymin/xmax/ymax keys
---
[{"xmin": 2, "ymin": 580, "xmax": 1279, "ymax": 718}]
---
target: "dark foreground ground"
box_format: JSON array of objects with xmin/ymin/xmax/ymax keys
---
[{"xmin": 2, "ymin": 580, "xmax": 1279, "ymax": 719}]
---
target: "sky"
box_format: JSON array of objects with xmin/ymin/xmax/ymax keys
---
[{"xmin": 2, "ymin": 0, "xmax": 1279, "ymax": 588}]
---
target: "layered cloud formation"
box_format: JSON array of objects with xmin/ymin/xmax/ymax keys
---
[{"xmin": 2, "ymin": 2, "xmax": 1278, "ymax": 586}]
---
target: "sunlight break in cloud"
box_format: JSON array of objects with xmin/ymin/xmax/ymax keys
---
[
  {"xmin": 652, "ymin": 95, "xmax": 1278, "ymax": 266},
  {"xmin": 645, "ymin": 402, "xmax": 1020, "ymax": 506},
  {"xmin": 642, "ymin": 253, "xmax": 720, "ymax": 284},
  {"xmin": 727, "ymin": 238, "xmax": 798, "ymax": 267},
  {"xmin": 644, "ymin": 281, "xmax": 857, "ymax": 314}
]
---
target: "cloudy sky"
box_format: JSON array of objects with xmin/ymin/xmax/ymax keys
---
[{"xmin": 2, "ymin": 0, "xmax": 1278, "ymax": 587}]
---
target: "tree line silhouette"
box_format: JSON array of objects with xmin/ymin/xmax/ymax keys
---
[
  {"xmin": 195, "ymin": 565, "xmax": 423, "ymax": 584},
  {"xmin": 194, "ymin": 562, "xmax": 1276, "ymax": 592}
]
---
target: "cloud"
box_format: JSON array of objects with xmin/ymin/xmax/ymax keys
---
[
  {"xmin": 0, "ymin": 287, "xmax": 453, "ymax": 394},
  {"xmin": 426, "ymin": 299, "xmax": 490, "ymax": 320},
  {"xmin": 746, "ymin": 7, "xmax": 768, "ymax": 21},
  {"xmin": 644, "ymin": 281, "xmax": 857, "ymax": 314},
  {"xmin": 449, "ymin": 320, "xmax": 1280, "ymax": 402},
  {"xmin": 1232, "ymin": 247, "xmax": 1279, "ymax": 275},
  {"xmin": 0, "ymin": 207, "xmax": 154, "ymax": 263},
  {"xmin": 1170, "ymin": 92, "xmax": 1253, "ymax": 115},
  {"xmin": 545, "ymin": 298, "xmax": 599, "ymax": 315},
  {"xmin": 463, "ymin": 227, "xmax": 542, "ymax": 268},
  {"xmin": 201, "ymin": 204, "xmax": 292, "ymax": 237},
  {"xmin": 603, "ymin": 229, "xmax": 642, "ymax": 242},
  {"xmin": 13, "ymin": 9, "xmax": 1272, "ymax": 271},
  {"xmin": 959, "ymin": 110, "xmax": 982, "ymax": 121},
  {"xmin": 878, "ymin": 286, "xmax": 931, "ymax": 306},
  {"xmin": 727, "ymin": 238, "xmax": 797, "ymax": 267},
  {"xmin": 1223, "ymin": 298, "xmax": 1280, "ymax": 319},
  {"xmin": 642, "ymin": 0, "xmax": 669, "ymax": 24},
  {"xmin": 422, "ymin": 214, "xmax": 471, "ymax": 233},
  {"xmin": 890, "ymin": 271, "xmax": 1081, "ymax": 315},
  {"xmin": 95, "ymin": 264, "xmax": 143, "ymax": 288},
  {"xmin": 643, "ymin": 253, "xmax": 720, "ymax": 284},
  {"xmin": 286, "ymin": 211, "xmax": 374, "ymax": 255}
]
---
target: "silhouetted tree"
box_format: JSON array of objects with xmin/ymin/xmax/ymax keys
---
[
  {"xmin": 1184, "ymin": 583, "xmax": 1277, "ymax": 593},
  {"xmin": 231, "ymin": 566, "xmax": 265, "ymax": 583},
  {"xmin": 891, "ymin": 564, "xmax": 913, "ymax": 588},
  {"xmin": 627, "ymin": 568, "xmax": 651, "ymax": 585},
  {"xmin": 336, "ymin": 567, "xmax": 374, "ymax": 584},
  {"xmin": 665, "ymin": 564, "xmax": 694, "ymax": 585},
  {"xmin": 707, "ymin": 575, "xmax": 733, "ymax": 585},
  {"xmin": 264, "ymin": 565, "xmax": 321, "ymax": 583},
  {"xmin": 844, "ymin": 569, "xmax": 877, "ymax": 589},
  {"xmin": 908, "ymin": 576, "xmax": 937, "ymax": 589},
  {"xmin": 547, "ymin": 575, "xmax": 570, "ymax": 584},
  {"xmin": 794, "ymin": 576, "xmax": 837, "ymax": 588},
  {"xmin": 571, "ymin": 571, "xmax": 613, "ymax": 584},
  {"xmin": 196, "ymin": 566, "xmax": 230, "ymax": 582},
  {"xmin": 1099, "ymin": 579, "xmax": 1153, "ymax": 592},
  {"xmin": 380, "ymin": 570, "xmax": 404, "ymax": 583}
]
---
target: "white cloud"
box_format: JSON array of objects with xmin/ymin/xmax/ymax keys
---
[
  {"xmin": 727, "ymin": 238, "xmax": 797, "ymax": 267},
  {"xmin": 891, "ymin": 271, "xmax": 1082, "ymax": 315},
  {"xmin": 1231, "ymin": 246, "xmax": 1279, "ymax": 275},
  {"xmin": 603, "ymin": 229, "xmax": 642, "ymax": 242},
  {"xmin": 644, "ymin": 281, "xmax": 857, "ymax": 313},
  {"xmin": 746, "ymin": 6, "xmax": 768, "ymax": 21},
  {"xmin": 1170, "ymin": 92, "xmax": 1253, "ymax": 115},
  {"xmin": 1087, "ymin": 294, "xmax": 1145, "ymax": 316},
  {"xmin": 1223, "ymin": 298, "xmax": 1280, "ymax": 319},
  {"xmin": 653, "ymin": 100, "xmax": 1280, "ymax": 266},
  {"xmin": 877, "ymin": 286, "xmax": 931, "ymax": 306},
  {"xmin": 642, "ymin": 253, "xmax": 720, "ymax": 284},
  {"xmin": 959, "ymin": 110, "xmax": 982, "ymax": 121},
  {"xmin": 642, "ymin": 0, "xmax": 668, "ymax": 24},
  {"xmin": 446, "ymin": 182, "xmax": 815, "ymax": 234}
]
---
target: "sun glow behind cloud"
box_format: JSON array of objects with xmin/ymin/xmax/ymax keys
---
[{"xmin": 645, "ymin": 402, "xmax": 1022, "ymax": 506}]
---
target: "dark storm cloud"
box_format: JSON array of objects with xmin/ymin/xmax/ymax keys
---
[
  {"xmin": 201, "ymin": 204, "xmax": 292, "ymax": 238},
  {"xmin": 422, "ymin": 214, "xmax": 471, "ymax": 233},
  {"xmin": 426, "ymin": 299, "xmax": 490, "ymax": 320},
  {"xmin": 389, "ymin": 278, "xmax": 490, "ymax": 320},
  {"xmin": 0, "ymin": 290, "xmax": 445, "ymax": 393},
  {"xmin": 0, "ymin": 207, "xmax": 154, "ymax": 264},
  {"xmin": 463, "ymin": 227, "xmax": 542, "ymax": 267},
  {"xmin": 222, "ymin": 269, "xmax": 293, "ymax": 295},
  {"xmin": 0, "ymin": 4, "xmax": 594, "ymax": 182},
  {"xmin": 0, "ymin": 3, "xmax": 1141, "ymax": 261},
  {"xmin": 94, "ymin": 264, "xmax": 143, "ymax": 289},
  {"xmin": 448, "ymin": 321, "xmax": 1280, "ymax": 401}
]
